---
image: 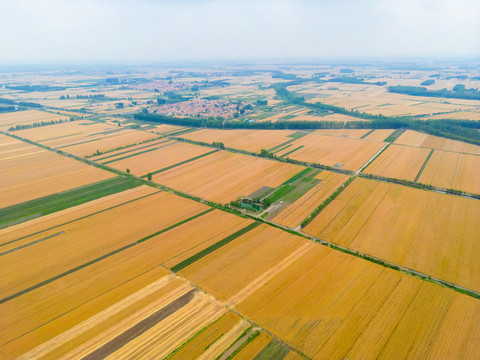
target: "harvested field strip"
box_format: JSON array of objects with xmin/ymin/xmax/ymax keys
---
[
  {"xmin": 232, "ymin": 331, "xmax": 272, "ymax": 359},
  {"xmin": 56, "ymin": 137, "xmax": 109, "ymax": 149},
  {"xmin": 93, "ymin": 139, "xmax": 171, "ymax": 161},
  {"xmin": 81, "ymin": 289, "xmax": 197, "ymax": 360},
  {"xmin": 171, "ymin": 222, "xmax": 262, "ymax": 272},
  {"xmin": 360, "ymin": 129, "xmax": 376, "ymax": 139},
  {"xmin": 141, "ymin": 149, "xmax": 219, "ymax": 178},
  {"xmin": 0, "ymin": 176, "xmax": 142, "ymax": 229},
  {"xmin": 225, "ymin": 330, "xmax": 261, "ymax": 359},
  {"xmin": 0, "ymin": 207, "xmax": 213, "ymax": 304},
  {"xmin": 414, "ymin": 149, "xmax": 435, "ymax": 182},
  {"xmin": 253, "ymin": 339, "xmax": 290, "ymax": 360},
  {"xmin": 1, "ymin": 188, "xmax": 161, "ymax": 249},
  {"xmin": 280, "ymin": 145, "xmax": 304, "ymax": 158},
  {"xmin": 166, "ymin": 312, "xmax": 249, "ymax": 360}
]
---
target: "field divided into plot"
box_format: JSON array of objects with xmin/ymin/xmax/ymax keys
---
[
  {"xmin": 172, "ymin": 221, "xmax": 480, "ymax": 360},
  {"xmin": 0, "ymin": 186, "xmax": 211, "ymax": 302},
  {"xmin": 153, "ymin": 150, "xmax": 304, "ymax": 203},
  {"xmin": 269, "ymin": 171, "xmax": 350, "ymax": 228},
  {"xmin": 365, "ymin": 143, "xmax": 480, "ymax": 194},
  {"xmin": 102, "ymin": 141, "xmax": 215, "ymax": 177},
  {"xmin": 395, "ymin": 130, "xmax": 480, "ymax": 155},
  {"xmin": 13, "ymin": 120, "xmax": 159, "ymax": 157},
  {"xmin": 0, "ymin": 134, "xmax": 113, "ymax": 208},
  {"xmin": 0, "ymin": 176, "xmax": 142, "ymax": 229},
  {"xmin": 303, "ymin": 177, "xmax": 480, "ymax": 292}
]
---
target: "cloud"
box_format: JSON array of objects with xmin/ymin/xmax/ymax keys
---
[{"xmin": 0, "ymin": 0, "xmax": 479, "ymax": 63}]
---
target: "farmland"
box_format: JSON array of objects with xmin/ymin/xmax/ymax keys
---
[
  {"xmin": 153, "ymin": 150, "xmax": 303, "ymax": 203},
  {"xmin": 273, "ymin": 133, "xmax": 386, "ymax": 171},
  {"xmin": 303, "ymin": 177, "xmax": 480, "ymax": 292},
  {"xmin": 1, "ymin": 61, "xmax": 480, "ymax": 360},
  {"xmin": 0, "ymin": 134, "xmax": 114, "ymax": 208}
]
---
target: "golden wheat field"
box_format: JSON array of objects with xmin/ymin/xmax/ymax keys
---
[
  {"xmin": 395, "ymin": 130, "xmax": 480, "ymax": 155},
  {"xmin": 103, "ymin": 140, "xmax": 214, "ymax": 176},
  {"xmin": 303, "ymin": 177, "xmax": 480, "ymax": 292},
  {"xmin": 0, "ymin": 134, "xmax": 113, "ymax": 208},
  {"xmin": 0, "ymin": 110, "xmax": 69, "ymax": 130},
  {"xmin": 0, "ymin": 187, "xmax": 208, "ymax": 300},
  {"xmin": 153, "ymin": 150, "xmax": 303, "ymax": 203},
  {"xmin": 365, "ymin": 144, "xmax": 431, "ymax": 181},
  {"xmin": 180, "ymin": 128, "xmax": 296, "ymax": 152},
  {"xmin": 235, "ymin": 244, "xmax": 480, "ymax": 360},
  {"xmin": 417, "ymin": 150, "xmax": 480, "ymax": 194},
  {"xmin": 274, "ymin": 133, "xmax": 385, "ymax": 171}
]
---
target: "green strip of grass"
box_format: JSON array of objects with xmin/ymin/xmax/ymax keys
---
[
  {"xmin": 281, "ymin": 167, "xmax": 313, "ymax": 185},
  {"xmin": 264, "ymin": 184, "xmax": 296, "ymax": 204},
  {"xmin": 271, "ymin": 143, "xmax": 292, "ymax": 154},
  {"xmin": 280, "ymin": 145, "xmax": 304, "ymax": 158},
  {"xmin": 0, "ymin": 176, "xmax": 143, "ymax": 229},
  {"xmin": 225, "ymin": 330, "xmax": 260, "ymax": 360},
  {"xmin": 360, "ymin": 129, "xmax": 376, "ymax": 139},
  {"xmin": 287, "ymin": 131, "xmax": 309, "ymax": 139},
  {"xmin": 171, "ymin": 221, "xmax": 262, "ymax": 272},
  {"xmin": 384, "ymin": 129, "xmax": 405, "ymax": 143},
  {"xmin": 140, "ymin": 149, "xmax": 219, "ymax": 178},
  {"xmin": 253, "ymin": 339, "xmax": 290, "ymax": 360},
  {"xmin": 414, "ymin": 149, "xmax": 435, "ymax": 182},
  {"xmin": 267, "ymin": 138, "xmax": 297, "ymax": 152}
]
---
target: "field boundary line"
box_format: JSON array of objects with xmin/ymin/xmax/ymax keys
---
[{"xmin": 414, "ymin": 148, "xmax": 435, "ymax": 182}]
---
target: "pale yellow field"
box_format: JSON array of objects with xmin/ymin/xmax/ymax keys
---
[
  {"xmin": 418, "ymin": 150, "xmax": 480, "ymax": 194},
  {"xmin": 271, "ymin": 171, "xmax": 349, "ymax": 228},
  {"xmin": 0, "ymin": 110, "xmax": 69, "ymax": 130},
  {"xmin": 0, "ymin": 135, "xmax": 114, "ymax": 208},
  {"xmin": 365, "ymin": 144, "xmax": 431, "ymax": 181},
  {"xmin": 153, "ymin": 151, "xmax": 304, "ymax": 203},
  {"xmin": 180, "ymin": 128, "xmax": 296, "ymax": 152},
  {"xmin": 304, "ymin": 177, "xmax": 480, "ymax": 292},
  {"xmin": 275, "ymin": 133, "xmax": 385, "ymax": 171},
  {"xmin": 54, "ymin": 128, "xmax": 158, "ymax": 157},
  {"xmin": 320, "ymin": 113, "xmax": 369, "ymax": 123},
  {"xmin": 105, "ymin": 141, "xmax": 213, "ymax": 176},
  {"xmin": 0, "ymin": 187, "xmax": 208, "ymax": 299},
  {"xmin": 233, "ymin": 332, "xmax": 272, "ymax": 359},
  {"xmin": 395, "ymin": 130, "xmax": 480, "ymax": 155},
  {"xmin": 313, "ymin": 128, "xmax": 371, "ymax": 138},
  {"xmin": 427, "ymin": 110, "xmax": 480, "ymax": 121},
  {"xmin": 236, "ymin": 244, "xmax": 480, "ymax": 360},
  {"xmin": 362, "ymin": 129, "xmax": 395, "ymax": 142}
]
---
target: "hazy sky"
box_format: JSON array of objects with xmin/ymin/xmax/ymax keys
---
[{"xmin": 1, "ymin": 0, "xmax": 479, "ymax": 63}]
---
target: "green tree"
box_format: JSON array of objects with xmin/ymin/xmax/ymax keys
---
[
  {"xmin": 147, "ymin": 173, "xmax": 152, "ymax": 181},
  {"xmin": 126, "ymin": 168, "xmax": 130, "ymax": 175}
]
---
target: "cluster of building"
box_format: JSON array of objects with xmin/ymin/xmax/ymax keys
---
[
  {"xmin": 150, "ymin": 98, "xmax": 253, "ymax": 119},
  {"xmin": 131, "ymin": 81, "xmax": 192, "ymax": 92}
]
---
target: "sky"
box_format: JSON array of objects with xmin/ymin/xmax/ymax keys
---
[{"xmin": 1, "ymin": 0, "xmax": 479, "ymax": 63}]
